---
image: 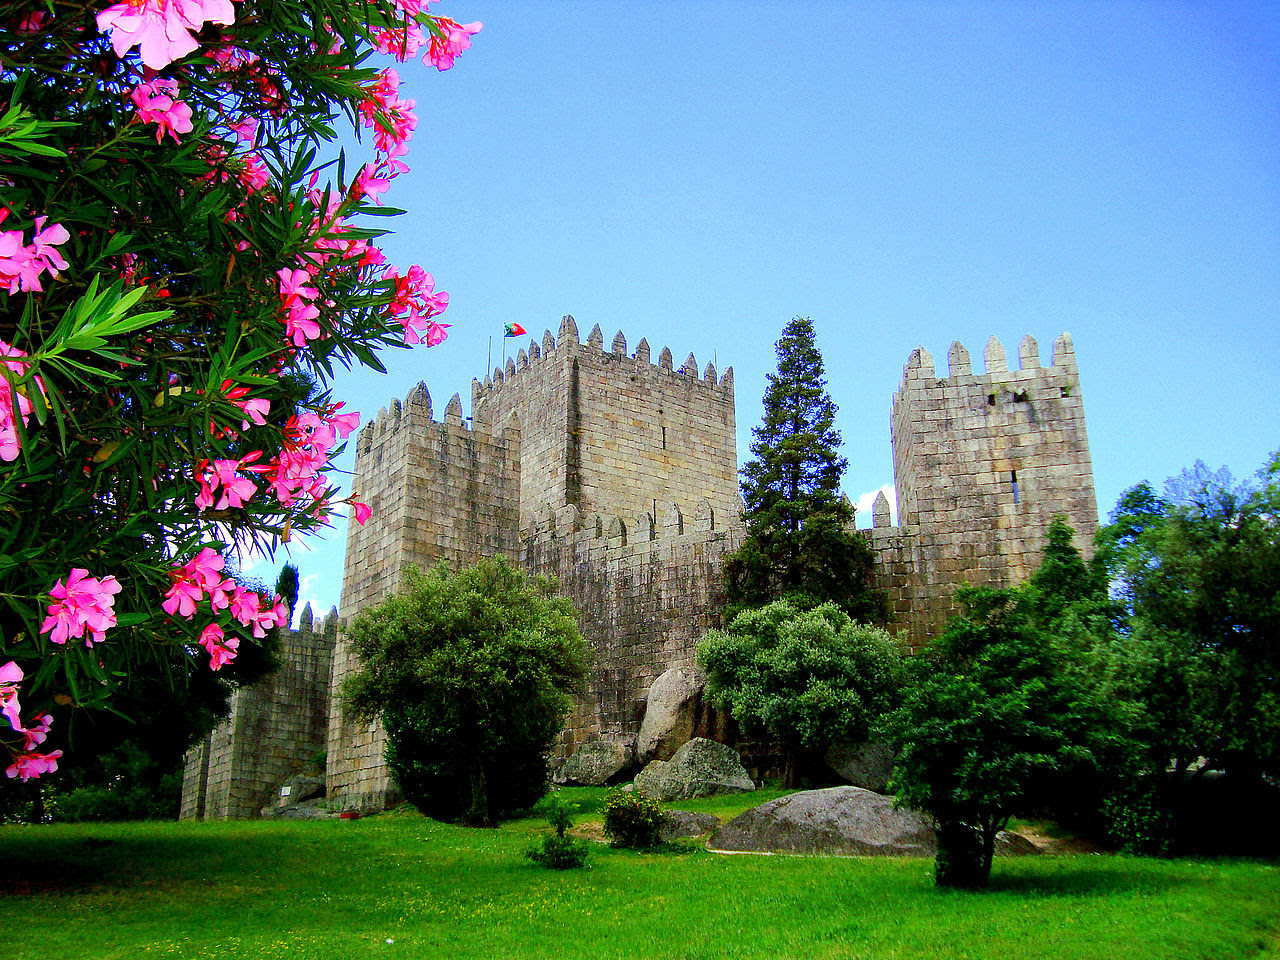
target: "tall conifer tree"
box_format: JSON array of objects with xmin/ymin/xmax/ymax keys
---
[{"xmin": 724, "ymin": 317, "xmax": 880, "ymax": 622}]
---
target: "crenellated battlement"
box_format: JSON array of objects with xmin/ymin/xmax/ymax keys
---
[
  {"xmin": 879, "ymin": 332, "xmax": 1097, "ymax": 646},
  {"xmin": 473, "ymin": 315, "xmax": 734, "ymax": 408},
  {"xmin": 899, "ymin": 332, "xmax": 1078, "ymax": 385}
]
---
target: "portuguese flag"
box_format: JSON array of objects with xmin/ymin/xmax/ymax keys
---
[{"xmin": 504, "ymin": 322, "xmax": 527, "ymax": 337}]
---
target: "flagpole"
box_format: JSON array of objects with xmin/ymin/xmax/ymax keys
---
[{"xmin": 487, "ymin": 336, "xmax": 491, "ymax": 378}]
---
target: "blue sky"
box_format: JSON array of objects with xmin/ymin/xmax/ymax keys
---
[{"xmin": 246, "ymin": 1, "xmax": 1280, "ymax": 618}]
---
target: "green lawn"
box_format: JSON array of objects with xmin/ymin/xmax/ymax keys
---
[{"xmin": 1, "ymin": 790, "xmax": 1277, "ymax": 960}]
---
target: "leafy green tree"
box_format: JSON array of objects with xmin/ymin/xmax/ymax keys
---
[
  {"xmin": 344, "ymin": 558, "xmax": 590, "ymax": 827},
  {"xmin": 880, "ymin": 574, "xmax": 1132, "ymax": 888},
  {"xmin": 699, "ymin": 601, "xmax": 904, "ymax": 787},
  {"xmin": 723, "ymin": 316, "xmax": 880, "ymax": 622},
  {"xmin": 1096, "ymin": 454, "xmax": 1280, "ymax": 786}
]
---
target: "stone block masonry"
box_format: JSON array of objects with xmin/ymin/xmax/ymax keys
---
[
  {"xmin": 180, "ymin": 605, "xmax": 337, "ymax": 820},
  {"xmin": 180, "ymin": 325, "xmax": 1099, "ymax": 817},
  {"xmin": 869, "ymin": 333, "xmax": 1098, "ymax": 647}
]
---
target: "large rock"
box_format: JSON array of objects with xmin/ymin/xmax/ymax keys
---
[
  {"xmin": 259, "ymin": 774, "xmax": 326, "ymax": 818},
  {"xmin": 633, "ymin": 737, "xmax": 755, "ymax": 801},
  {"xmin": 708, "ymin": 787, "xmax": 1041, "ymax": 857},
  {"xmin": 825, "ymin": 740, "xmax": 896, "ymax": 793},
  {"xmin": 636, "ymin": 667, "xmax": 706, "ymax": 764},
  {"xmin": 660, "ymin": 810, "xmax": 721, "ymax": 842},
  {"xmin": 558, "ymin": 736, "xmax": 634, "ymax": 786}
]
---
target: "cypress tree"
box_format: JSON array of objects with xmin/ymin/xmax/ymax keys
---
[{"xmin": 723, "ymin": 316, "xmax": 880, "ymax": 622}]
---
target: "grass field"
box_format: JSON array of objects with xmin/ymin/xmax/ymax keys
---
[{"xmin": 1, "ymin": 789, "xmax": 1277, "ymax": 960}]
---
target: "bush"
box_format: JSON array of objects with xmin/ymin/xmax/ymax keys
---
[
  {"xmin": 602, "ymin": 790, "xmax": 665, "ymax": 848},
  {"xmin": 525, "ymin": 796, "xmax": 589, "ymax": 870},
  {"xmin": 344, "ymin": 559, "xmax": 590, "ymax": 827},
  {"xmin": 1103, "ymin": 782, "xmax": 1177, "ymax": 856}
]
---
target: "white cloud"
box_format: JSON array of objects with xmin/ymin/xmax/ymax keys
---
[{"xmin": 852, "ymin": 483, "xmax": 897, "ymax": 528}]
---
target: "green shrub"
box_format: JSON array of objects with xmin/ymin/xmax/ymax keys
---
[
  {"xmin": 602, "ymin": 789, "xmax": 665, "ymax": 848},
  {"xmin": 525, "ymin": 796, "xmax": 588, "ymax": 870},
  {"xmin": 1103, "ymin": 784, "xmax": 1175, "ymax": 856}
]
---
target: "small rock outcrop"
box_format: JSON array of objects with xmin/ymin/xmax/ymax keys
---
[
  {"xmin": 636, "ymin": 667, "xmax": 706, "ymax": 764},
  {"xmin": 557, "ymin": 735, "xmax": 635, "ymax": 786},
  {"xmin": 824, "ymin": 740, "xmax": 896, "ymax": 793},
  {"xmin": 660, "ymin": 810, "xmax": 721, "ymax": 842},
  {"xmin": 709, "ymin": 787, "xmax": 1041, "ymax": 857},
  {"xmin": 633, "ymin": 737, "xmax": 755, "ymax": 801},
  {"xmin": 256, "ymin": 773, "xmax": 325, "ymax": 819}
]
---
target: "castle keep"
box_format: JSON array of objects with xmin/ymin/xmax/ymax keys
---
[{"xmin": 182, "ymin": 322, "xmax": 1097, "ymax": 818}]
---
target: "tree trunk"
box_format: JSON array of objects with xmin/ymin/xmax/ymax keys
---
[
  {"xmin": 934, "ymin": 818, "xmax": 993, "ymax": 889},
  {"xmin": 465, "ymin": 760, "xmax": 492, "ymax": 828}
]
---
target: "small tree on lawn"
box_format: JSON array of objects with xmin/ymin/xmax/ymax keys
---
[
  {"xmin": 699, "ymin": 600, "xmax": 904, "ymax": 787},
  {"xmin": 880, "ymin": 583, "xmax": 1129, "ymax": 889},
  {"xmin": 343, "ymin": 557, "xmax": 589, "ymax": 827},
  {"xmin": 723, "ymin": 316, "xmax": 879, "ymax": 622}
]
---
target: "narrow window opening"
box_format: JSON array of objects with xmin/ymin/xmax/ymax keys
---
[
  {"xmin": 1013, "ymin": 390, "xmax": 1028, "ymax": 402},
  {"xmin": 987, "ymin": 394, "xmax": 996, "ymax": 406},
  {"xmin": 661, "ymin": 425, "xmax": 666, "ymax": 450},
  {"xmin": 1011, "ymin": 470, "xmax": 1020, "ymax": 504},
  {"xmin": 1060, "ymin": 386, "xmax": 1070, "ymax": 398}
]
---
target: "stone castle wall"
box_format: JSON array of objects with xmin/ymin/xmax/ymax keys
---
[
  {"xmin": 868, "ymin": 333, "xmax": 1097, "ymax": 646},
  {"xmin": 180, "ymin": 606, "xmax": 336, "ymax": 820},
  {"xmin": 326, "ymin": 387, "xmax": 522, "ymax": 808},
  {"xmin": 181, "ymin": 326, "xmax": 1099, "ymax": 817},
  {"xmin": 521, "ymin": 499, "xmax": 742, "ymax": 762}
]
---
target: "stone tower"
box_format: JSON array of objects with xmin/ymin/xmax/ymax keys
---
[
  {"xmin": 325, "ymin": 318, "xmax": 743, "ymax": 809},
  {"xmin": 870, "ymin": 333, "xmax": 1098, "ymax": 645}
]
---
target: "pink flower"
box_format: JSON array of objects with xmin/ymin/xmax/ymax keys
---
[
  {"xmin": 353, "ymin": 501, "xmax": 372, "ymax": 525},
  {"xmin": 20, "ymin": 713, "xmax": 52, "ymax": 751},
  {"xmin": 354, "ymin": 163, "xmax": 392, "ymax": 204},
  {"xmin": 6, "ymin": 749, "xmax": 62, "ymax": 781},
  {"xmin": 425, "ymin": 18, "xmax": 482, "ymax": 71},
  {"xmin": 0, "ymin": 219, "xmax": 70, "ymax": 294},
  {"xmin": 162, "ymin": 547, "xmax": 225, "ymax": 618},
  {"xmin": 197, "ymin": 623, "xmax": 239, "ymax": 670},
  {"xmin": 40, "ymin": 568, "xmax": 122, "ymax": 646},
  {"xmin": 96, "ymin": 0, "xmax": 202, "ymax": 70},
  {"xmin": 96, "ymin": 0, "xmax": 241, "ymax": 70},
  {"xmin": 0, "ymin": 660, "xmax": 23, "ymax": 731},
  {"xmin": 129, "ymin": 78, "xmax": 195, "ymax": 144},
  {"xmin": 0, "ymin": 338, "xmax": 43, "ymax": 461}
]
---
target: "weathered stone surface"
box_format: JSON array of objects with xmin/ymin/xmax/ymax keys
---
[
  {"xmin": 557, "ymin": 736, "xmax": 634, "ymax": 786},
  {"xmin": 660, "ymin": 810, "xmax": 720, "ymax": 841},
  {"xmin": 709, "ymin": 787, "xmax": 1041, "ymax": 857},
  {"xmin": 825, "ymin": 740, "xmax": 895, "ymax": 793},
  {"xmin": 637, "ymin": 667, "xmax": 705, "ymax": 764},
  {"xmin": 261, "ymin": 797, "xmax": 339, "ymax": 820},
  {"xmin": 634, "ymin": 737, "xmax": 755, "ymax": 801}
]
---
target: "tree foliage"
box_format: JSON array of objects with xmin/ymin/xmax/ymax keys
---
[
  {"xmin": 699, "ymin": 600, "xmax": 904, "ymax": 787},
  {"xmin": 344, "ymin": 558, "xmax": 590, "ymax": 827},
  {"xmin": 880, "ymin": 533, "xmax": 1133, "ymax": 888},
  {"xmin": 723, "ymin": 316, "xmax": 879, "ymax": 621},
  {"xmin": 1095, "ymin": 455, "xmax": 1280, "ymax": 785},
  {"xmin": 0, "ymin": 0, "xmax": 475, "ymax": 780}
]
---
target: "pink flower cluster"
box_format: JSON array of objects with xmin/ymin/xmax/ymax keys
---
[
  {"xmin": 40, "ymin": 568, "xmax": 122, "ymax": 646},
  {"xmin": 96, "ymin": 0, "xmax": 243, "ymax": 70},
  {"xmin": 1, "ymin": 661, "xmax": 62, "ymax": 781},
  {"xmin": 386, "ymin": 265, "xmax": 449, "ymax": 345},
  {"xmin": 263, "ymin": 405, "xmax": 360, "ymax": 509},
  {"xmin": 161, "ymin": 547, "xmax": 288, "ymax": 669},
  {"xmin": 0, "ymin": 339, "xmax": 42, "ymax": 462},
  {"xmin": 129, "ymin": 78, "xmax": 194, "ymax": 144},
  {"xmin": 194, "ymin": 452, "xmax": 264, "ymax": 511},
  {"xmin": 426, "ymin": 17, "xmax": 482, "ymax": 72},
  {"xmin": 0, "ymin": 213, "xmax": 70, "ymax": 293},
  {"xmin": 276, "ymin": 268, "xmax": 323, "ymax": 347}
]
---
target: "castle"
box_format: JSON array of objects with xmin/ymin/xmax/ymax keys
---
[{"xmin": 181, "ymin": 318, "xmax": 1097, "ymax": 819}]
